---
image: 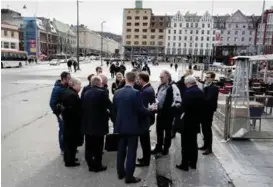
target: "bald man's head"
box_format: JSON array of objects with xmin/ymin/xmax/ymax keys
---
[{"xmin": 98, "ymin": 74, "xmax": 108, "ymax": 85}]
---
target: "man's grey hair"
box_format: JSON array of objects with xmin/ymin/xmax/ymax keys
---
[
  {"xmin": 71, "ymin": 77, "xmax": 81, "ymax": 86},
  {"xmin": 184, "ymin": 75, "xmax": 196, "ymax": 85},
  {"xmin": 91, "ymin": 76, "xmax": 102, "ymax": 86},
  {"xmin": 162, "ymin": 70, "xmax": 172, "ymax": 81},
  {"xmin": 98, "ymin": 74, "xmax": 108, "ymax": 85}
]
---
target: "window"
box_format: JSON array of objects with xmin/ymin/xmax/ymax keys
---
[
  {"xmin": 180, "ymin": 23, "xmax": 182, "ymax": 27},
  {"xmin": 236, "ymin": 24, "xmax": 238, "ymax": 28},
  {"xmin": 143, "ymin": 16, "xmax": 148, "ymax": 20},
  {"xmin": 191, "ymin": 23, "xmax": 193, "ymax": 27},
  {"xmin": 135, "ymin": 16, "xmax": 140, "ymax": 20},
  {"xmin": 190, "ymin": 36, "xmax": 192, "ymax": 41},
  {"xmin": 159, "ymin": 29, "xmax": 164, "ymax": 33},
  {"xmin": 167, "ymin": 42, "xmax": 170, "ymax": 46},
  {"xmin": 207, "ymin": 30, "xmax": 210, "ymax": 35},
  {"xmin": 201, "ymin": 36, "xmax": 204, "ymax": 41},
  {"xmin": 143, "ymin": 29, "xmax": 147, "ymax": 32},
  {"xmin": 190, "ymin": 30, "xmax": 193, "ymax": 34},
  {"xmin": 208, "ymin": 24, "xmax": 210, "ymax": 28},
  {"xmin": 134, "ymin": 35, "xmax": 139, "ymax": 39},
  {"xmin": 235, "ymin": 31, "xmax": 238, "ymax": 35},
  {"xmin": 242, "ymin": 31, "xmax": 245, "ymax": 35},
  {"xmin": 126, "ymin": 41, "xmax": 131, "ymax": 45},
  {"xmin": 228, "ymin": 24, "xmax": 231, "ymax": 28},
  {"xmin": 135, "ymin": 22, "xmax": 140, "ymax": 26},
  {"xmin": 168, "ymin": 36, "xmax": 171, "ymax": 40},
  {"xmin": 126, "ymin": 29, "xmax": 131, "ymax": 32},
  {"xmin": 241, "ymin": 37, "xmax": 244, "ymax": 41},
  {"xmin": 127, "ymin": 16, "xmax": 132, "ymax": 19},
  {"xmin": 173, "ymin": 43, "xmax": 176, "ymax": 47},
  {"xmin": 142, "ymin": 41, "xmax": 147, "ymax": 45},
  {"xmin": 4, "ymin": 30, "xmax": 7, "ymax": 36},
  {"xmin": 206, "ymin": 43, "xmax": 209, "ymax": 47},
  {"xmin": 179, "ymin": 30, "xmax": 182, "ymax": 34},
  {"xmin": 227, "ymin": 31, "xmax": 230, "ymax": 35},
  {"xmin": 202, "ymin": 30, "xmax": 204, "ymax": 34},
  {"xmin": 134, "ymin": 41, "xmax": 139, "ymax": 45},
  {"xmin": 186, "ymin": 23, "xmax": 189, "ymax": 27},
  {"xmin": 4, "ymin": 42, "xmax": 9, "ymax": 48},
  {"xmin": 202, "ymin": 23, "xmax": 205, "ymax": 28},
  {"xmin": 195, "ymin": 43, "xmax": 198, "ymax": 47},
  {"xmin": 201, "ymin": 43, "xmax": 203, "ymax": 47},
  {"xmin": 158, "ymin": 41, "xmax": 163, "ymax": 45},
  {"xmin": 213, "ymin": 37, "xmax": 215, "ymax": 41},
  {"xmin": 168, "ymin": 30, "xmax": 171, "ymax": 34},
  {"xmin": 195, "ymin": 23, "xmax": 198, "ymax": 28},
  {"xmin": 185, "ymin": 30, "xmax": 188, "ymax": 34},
  {"xmin": 158, "ymin": 35, "xmax": 163, "ymax": 39},
  {"xmin": 151, "ymin": 35, "xmax": 155, "ymax": 39},
  {"xmin": 179, "ymin": 36, "xmax": 181, "ymax": 40},
  {"xmin": 249, "ymin": 38, "xmax": 252, "ymax": 42},
  {"xmin": 174, "ymin": 30, "xmax": 176, "ymax": 34},
  {"xmin": 173, "ymin": 36, "xmax": 176, "ymax": 40},
  {"xmin": 250, "ymin": 31, "xmax": 253, "ymax": 35},
  {"xmin": 235, "ymin": 37, "xmax": 238, "ymax": 41},
  {"xmin": 126, "ymin": 35, "xmax": 131, "ymax": 39},
  {"xmin": 190, "ymin": 43, "xmax": 192, "ymax": 47},
  {"xmin": 178, "ymin": 43, "xmax": 181, "ymax": 47},
  {"xmin": 151, "ymin": 29, "xmax": 155, "ymax": 33},
  {"xmin": 127, "ymin": 22, "xmax": 132, "ymax": 26},
  {"xmin": 11, "ymin": 31, "xmax": 14, "ymax": 37},
  {"xmin": 200, "ymin": 49, "xmax": 204, "ymax": 55},
  {"xmin": 184, "ymin": 36, "xmax": 187, "ymax": 40},
  {"xmin": 195, "ymin": 36, "xmax": 198, "ymax": 41},
  {"xmin": 243, "ymin": 25, "xmax": 246, "ymax": 28},
  {"xmin": 207, "ymin": 37, "xmax": 209, "ymax": 41},
  {"xmin": 143, "ymin": 35, "xmax": 147, "ymax": 39},
  {"xmin": 213, "ymin": 30, "xmax": 215, "ymax": 34},
  {"xmin": 135, "ymin": 29, "xmax": 139, "ymax": 32},
  {"xmin": 184, "ymin": 43, "xmax": 187, "ymax": 47},
  {"xmin": 196, "ymin": 30, "xmax": 198, "ymax": 34},
  {"xmin": 174, "ymin": 23, "xmax": 177, "ymax": 27},
  {"xmin": 143, "ymin": 22, "xmax": 148, "ymax": 26}
]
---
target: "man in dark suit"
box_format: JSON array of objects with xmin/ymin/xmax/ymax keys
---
[
  {"xmin": 176, "ymin": 75, "xmax": 205, "ymax": 171},
  {"xmin": 136, "ymin": 72, "xmax": 156, "ymax": 167},
  {"xmin": 82, "ymin": 76, "xmax": 112, "ymax": 172},
  {"xmin": 113, "ymin": 72, "xmax": 155, "ymax": 184},
  {"xmin": 199, "ymin": 72, "xmax": 219, "ymax": 155},
  {"xmin": 81, "ymin": 74, "xmax": 94, "ymax": 98}
]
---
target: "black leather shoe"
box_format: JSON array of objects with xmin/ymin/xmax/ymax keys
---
[
  {"xmin": 125, "ymin": 177, "xmax": 141, "ymax": 184},
  {"xmin": 136, "ymin": 161, "xmax": 149, "ymax": 167},
  {"xmin": 93, "ymin": 165, "xmax": 107, "ymax": 172},
  {"xmin": 162, "ymin": 149, "xmax": 169, "ymax": 155},
  {"xmin": 198, "ymin": 146, "xmax": 207, "ymax": 151},
  {"xmin": 151, "ymin": 147, "xmax": 162, "ymax": 155},
  {"xmin": 137, "ymin": 158, "xmax": 144, "ymax": 162},
  {"xmin": 65, "ymin": 162, "xmax": 80, "ymax": 167},
  {"xmin": 118, "ymin": 175, "xmax": 125, "ymax": 180},
  {"xmin": 202, "ymin": 149, "xmax": 212, "ymax": 155},
  {"xmin": 176, "ymin": 164, "xmax": 189, "ymax": 171}
]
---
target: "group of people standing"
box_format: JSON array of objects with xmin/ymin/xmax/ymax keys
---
[{"xmin": 49, "ymin": 63, "xmax": 219, "ymax": 184}]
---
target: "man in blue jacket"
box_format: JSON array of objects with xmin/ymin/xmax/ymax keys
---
[
  {"xmin": 113, "ymin": 71, "xmax": 155, "ymax": 184},
  {"xmin": 136, "ymin": 72, "xmax": 155, "ymax": 167},
  {"xmin": 49, "ymin": 71, "xmax": 71, "ymax": 154}
]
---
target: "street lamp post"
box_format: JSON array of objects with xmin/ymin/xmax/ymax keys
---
[
  {"xmin": 101, "ymin": 21, "xmax": 106, "ymax": 66},
  {"xmin": 76, "ymin": 0, "xmax": 80, "ymax": 70}
]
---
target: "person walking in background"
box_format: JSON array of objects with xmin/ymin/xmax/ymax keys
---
[
  {"xmin": 119, "ymin": 63, "xmax": 126, "ymax": 76},
  {"xmin": 81, "ymin": 74, "xmax": 94, "ymax": 98},
  {"xmin": 60, "ymin": 77, "xmax": 82, "ymax": 167},
  {"xmin": 170, "ymin": 63, "xmax": 173, "ymax": 68},
  {"xmin": 82, "ymin": 76, "xmax": 112, "ymax": 172},
  {"xmin": 199, "ymin": 72, "xmax": 219, "ymax": 155},
  {"xmin": 96, "ymin": 66, "xmax": 103, "ymax": 75},
  {"xmin": 142, "ymin": 63, "xmax": 151, "ymax": 75},
  {"xmin": 176, "ymin": 75, "xmax": 205, "ymax": 171},
  {"xmin": 136, "ymin": 72, "xmax": 155, "ymax": 167},
  {"xmin": 174, "ymin": 63, "xmax": 178, "ymax": 72},
  {"xmin": 113, "ymin": 72, "xmax": 155, "ymax": 184},
  {"xmin": 49, "ymin": 71, "xmax": 71, "ymax": 155},
  {"xmin": 67, "ymin": 59, "xmax": 72, "ymax": 72},
  {"xmin": 111, "ymin": 72, "xmax": 124, "ymax": 95},
  {"xmin": 110, "ymin": 63, "xmax": 116, "ymax": 78},
  {"xmin": 73, "ymin": 60, "xmax": 77, "ymax": 73}
]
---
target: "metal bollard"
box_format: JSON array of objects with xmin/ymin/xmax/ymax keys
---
[{"xmin": 224, "ymin": 95, "xmax": 231, "ymax": 140}]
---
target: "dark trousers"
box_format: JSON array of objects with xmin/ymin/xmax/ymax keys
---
[
  {"xmin": 73, "ymin": 65, "xmax": 77, "ymax": 72},
  {"xmin": 63, "ymin": 137, "xmax": 77, "ymax": 164},
  {"xmin": 201, "ymin": 111, "xmax": 214, "ymax": 151},
  {"xmin": 156, "ymin": 116, "xmax": 172, "ymax": 150},
  {"xmin": 85, "ymin": 134, "xmax": 104, "ymax": 169},
  {"xmin": 117, "ymin": 136, "xmax": 138, "ymax": 181},
  {"xmin": 111, "ymin": 72, "xmax": 115, "ymax": 78},
  {"xmin": 140, "ymin": 131, "xmax": 151, "ymax": 164},
  {"xmin": 181, "ymin": 130, "xmax": 198, "ymax": 167},
  {"xmin": 56, "ymin": 115, "xmax": 64, "ymax": 152}
]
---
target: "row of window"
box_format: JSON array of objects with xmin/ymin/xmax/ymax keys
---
[
  {"xmin": 3, "ymin": 30, "xmax": 16, "ymax": 37},
  {"xmin": 127, "ymin": 16, "xmax": 149, "ymax": 20},
  {"xmin": 223, "ymin": 30, "xmax": 253, "ymax": 35},
  {"xmin": 166, "ymin": 48, "xmax": 211, "ymax": 55},
  {"xmin": 126, "ymin": 35, "xmax": 164, "ymax": 39},
  {"xmin": 126, "ymin": 28, "xmax": 164, "ymax": 33},
  {"xmin": 168, "ymin": 29, "xmax": 215, "ymax": 35},
  {"xmin": 127, "ymin": 22, "xmax": 149, "ymax": 26},
  {"xmin": 168, "ymin": 42, "xmax": 211, "ymax": 48},
  {"xmin": 225, "ymin": 37, "xmax": 252, "ymax": 42},
  {"xmin": 1, "ymin": 42, "xmax": 16, "ymax": 49},
  {"xmin": 125, "ymin": 41, "xmax": 164, "ymax": 45},
  {"xmin": 172, "ymin": 22, "xmax": 211, "ymax": 28},
  {"xmin": 167, "ymin": 36, "xmax": 214, "ymax": 42}
]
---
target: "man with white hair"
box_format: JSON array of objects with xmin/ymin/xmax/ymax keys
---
[
  {"xmin": 176, "ymin": 75, "xmax": 205, "ymax": 171},
  {"xmin": 98, "ymin": 74, "xmax": 109, "ymax": 94},
  {"xmin": 82, "ymin": 75, "xmax": 112, "ymax": 172}
]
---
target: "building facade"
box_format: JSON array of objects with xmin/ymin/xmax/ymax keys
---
[
  {"xmin": 1, "ymin": 21, "xmax": 20, "ymax": 50},
  {"xmin": 52, "ymin": 18, "xmax": 76, "ymax": 55},
  {"xmin": 122, "ymin": 1, "xmax": 171, "ymax": 59},
  {"xmin": 255, "ymin": 7, "xmax": 273, "ymax": 54},
  {"xmin": 165, "ymin": 11, "xmax": 216, "ymax": 62}
]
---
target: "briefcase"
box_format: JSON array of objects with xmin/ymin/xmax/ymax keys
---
[{"xmin": 105, "ymin": 133, "xmax": 120, "ymax": 152}]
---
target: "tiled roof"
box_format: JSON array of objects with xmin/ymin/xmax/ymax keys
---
[{"xmin": 52, "ymin": 18, "xmax": 75, "ymax": 36}]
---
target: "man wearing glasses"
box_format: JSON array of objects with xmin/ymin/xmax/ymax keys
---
[{"xmin": 198, "ymin": 72, "xmax": 219, "ymax": 155}]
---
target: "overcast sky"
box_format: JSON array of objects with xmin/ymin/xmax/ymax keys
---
[{"xmin": 2, "ymin": 0, "xmax": 272, "ymax": 35}]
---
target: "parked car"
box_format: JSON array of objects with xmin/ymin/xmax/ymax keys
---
[{"xmin": 49, "ymin": 59, "xmax": 61, "ymax": 66}]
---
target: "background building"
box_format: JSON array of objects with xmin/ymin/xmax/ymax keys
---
[
  {"xmin": 122, "ymin": 0, "xmax": 171, "ymax": 60},
  {"xmin": 165, "ymin": 11, "xmax": 215, "ymax": 63},
  {"xmin": 1, "ymin": 21, "xmax": 20, "ymax": 50},
  {"xmin": 255, "ymin": 7, "xmax": 273, "ymax": 54}
]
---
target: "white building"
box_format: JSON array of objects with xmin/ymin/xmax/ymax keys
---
[
  {"xmin": 165, "ymin": 11, "xmax": 216, "ymax": 62},
  {"xmin": 1, "ymin": 21, "xmax": 20, "ymax": 51}
]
